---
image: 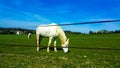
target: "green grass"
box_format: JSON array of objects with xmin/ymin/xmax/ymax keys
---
[{"xmin": 0, "ymin": 34, "xmax": 120, "ymax": 68}]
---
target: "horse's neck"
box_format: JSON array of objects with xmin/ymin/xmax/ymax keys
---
[{"xmin": 57, "ymin": 26, "xmax": 67, "ymax": 44}]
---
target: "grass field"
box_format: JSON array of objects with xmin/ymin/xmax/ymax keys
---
[{"xmin": 0, "ymin": 34, "xmax": 120, "ymax": 68}]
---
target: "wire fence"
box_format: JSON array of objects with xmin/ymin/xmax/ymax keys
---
[
  {"xmin": 0, "ymin": 43, "xmax": 120, "ymax": 50},
  {"xmin": 57, "ymin": 20, "xmax": 120, "ymax": 26},
  {"xmin": 30, "ymin": 19, "xmax": 120, "ymax": 27}
]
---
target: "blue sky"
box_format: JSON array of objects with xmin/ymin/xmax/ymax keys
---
[{"xmin": 0, "ymin": 0, "xmax": 120, "ymax": 33}]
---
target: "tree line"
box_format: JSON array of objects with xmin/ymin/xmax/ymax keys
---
[
  {"xmin": 89, "ymin": 30, "xmax": 120, "ymax": 34},
  {"xmin": 0, "ymin": 27, "xmax": 120, "ymax": 34},
  {"xmin": 0, "ymin": 28, "xmax": 35, "ymax": 34}
]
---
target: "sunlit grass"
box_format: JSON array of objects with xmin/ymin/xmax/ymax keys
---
[{"xmin": 0, "ymin": 34, "xmax": 120, "ymax": 67}]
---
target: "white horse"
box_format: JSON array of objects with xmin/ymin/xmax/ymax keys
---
[
  {"xmin": 28, "ymin": 33, "xmax": 31, "ymax": 39},
  {"xmin": 36, "ymin": 23, "xmax": 69, "ymax": 53},
  {"xmin": 16, "ymin": 31, "xmax": 20, "ymax": 35}
]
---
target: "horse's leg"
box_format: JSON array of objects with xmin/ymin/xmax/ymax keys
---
[
  {"xmin": 47, "ymin": 37, "xmax": 53, "ymax": 53},
  {"xmin": 36, "ymin": 34, "xmax": 40, "ymax": 51},
  {"xmin": 28, "ymin": 35, "xmax": 29, "ymax": 39},
  {"xmin": 53, "ymin": 37, "xmax": 57, "ymax": 52}
]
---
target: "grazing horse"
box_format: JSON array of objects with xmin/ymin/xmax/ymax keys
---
[
  {"xmin": 28, "ymin": 33, "xmax": 31, "ymax": 39},
  {"xmin": 36, "ymin": 23, "xmax": 69, "ymax": 53}
]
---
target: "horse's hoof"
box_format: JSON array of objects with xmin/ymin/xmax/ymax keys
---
[
  {"xmin": 37, "ymin": 49, "xmax": 39, "ymax": 51},
  {"xmin": 47, "ymin": 50, "xmax": 49, "ymax": 53},
  {"xmin": 55, "ymin": 50, "xmax": 57, "ymax": 52},
  {"xmin": 37, "ymin": 48, "xmax": 39, "ymax": 51}
]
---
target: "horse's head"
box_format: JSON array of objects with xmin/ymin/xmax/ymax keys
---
[{"xmin": 62, "ymin": 39, "xmax": 69, "ymax": 53}]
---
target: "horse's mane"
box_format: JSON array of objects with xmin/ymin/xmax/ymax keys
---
[{"xmin": 56, "ymin": 25, "xmax": 67, "ymax": 44}]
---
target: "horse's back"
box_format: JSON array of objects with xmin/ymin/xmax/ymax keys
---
[{"xmin": 36, "ymin": 23, "xmax": 59, "ymax": 37}]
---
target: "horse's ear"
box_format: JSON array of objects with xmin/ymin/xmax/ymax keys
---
[
  {"xmin": 67, "ymin": 38, "xmax": 69, "ymax": 41},
  {"xmin": 67, "ymin": 39, "xmax": 69, "ymax": 44}
]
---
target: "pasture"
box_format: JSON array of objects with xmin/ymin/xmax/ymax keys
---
[{"xmin": 0, "ymin": 34, "xmax": 120, "ymax": 68}]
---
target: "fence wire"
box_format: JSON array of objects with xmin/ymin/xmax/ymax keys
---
[
  {"xmin": 57, "ymin": 20, "xmax": 120, "ymax": 26},
  {"xmin": 31, "ymin": 20, "xmax": 120, "ymax": 27},
  {"xmin": 0, "ymin": 44, "xmax": 120, "ymax": 50}
]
